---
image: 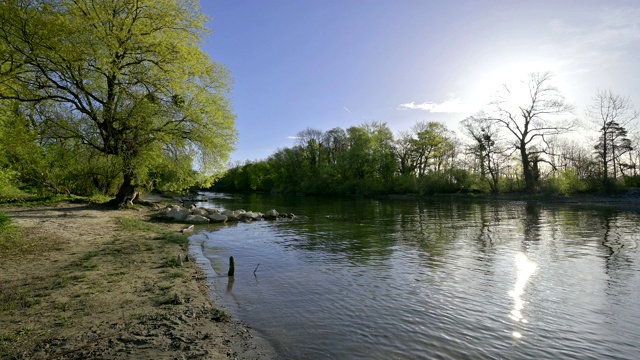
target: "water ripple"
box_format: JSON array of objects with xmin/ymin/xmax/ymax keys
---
[{"xmin": 195, "ymin": 197, "xmax": 640, "ymax": 359}]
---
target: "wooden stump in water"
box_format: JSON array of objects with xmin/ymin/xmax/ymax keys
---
[
  {"xmin": 226, "ymin": 277, "xmax": 235, "ymax": 292},
  {"xmin": 228, "ymin": 256, "xmax": 235, "ymax": 277}
]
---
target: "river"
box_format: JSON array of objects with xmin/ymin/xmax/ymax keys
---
[{"xmin": 188, "ymin": 193, "xmax": 640, "ymax": 359}]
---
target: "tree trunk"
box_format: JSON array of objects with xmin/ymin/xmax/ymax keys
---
[
  {"xmin": 520, "ymin": 146, "xmax": 536, "ymax": 193},
  {"xmin": 602, "ymin": 131, "xmax": 608, "ymax": 187},
  {"xmin": 108, "ymin": 156, "xmax": 139, "ymax": 207}
]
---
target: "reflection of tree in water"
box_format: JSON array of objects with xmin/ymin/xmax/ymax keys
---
[
  {"xmin": 394, "ymin": 201, "xmax": 472, "ymax": 267},
  {"xmin": 469, "ymin": 201, "xmax": 542, "ymax": 252},
  {"xmin": 599, "ymin": 211, "xmax": 638, "ymax": 302},
  {"xmin": 278, "ymin": 200, "xmax": 476, "ymax": 268},
  {"xmin": 521, "ymin": 202, "xmax": 543, "ymax": 252},
  {"xmin": 473, "ymin": 202, "xmax": 501, "ymax": 251},
  {"xmin": 280, "ymin": 199, "xmax": 404, "ymax": 265}
]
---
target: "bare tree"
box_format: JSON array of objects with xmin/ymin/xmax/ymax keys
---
[
  {"xmin": 488, "ymin": 71, "xmax": 574, "ymax": 192},
  {"xmin": 461, "ymin": 112, "xmax": 505, "ymax": 193},
  {"xmin": 587, "ymin": 90, "xmax": 638, "ymax": 186},
  {"xmin": 549, "ymin": 138, "xmax": 598, "ymax": 180}
]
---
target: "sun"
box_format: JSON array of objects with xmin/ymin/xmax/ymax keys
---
[{"xmin": 468, "ymin": 60, "xmax": 563, "ymax": 110}]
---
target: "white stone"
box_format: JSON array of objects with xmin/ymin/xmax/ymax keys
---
[{"xmin": 184, "ymin": 215, "xmax": 210, "ymax": 224}]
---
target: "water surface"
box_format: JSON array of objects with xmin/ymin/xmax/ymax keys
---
[{"xmin": 190, "ymin": 194, "xmax": 640, "ymax": 359}]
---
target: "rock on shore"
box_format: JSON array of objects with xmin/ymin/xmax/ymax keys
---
[{"xmin": 158, "ymin": 205, "xmax": 295, "ymax": 224}]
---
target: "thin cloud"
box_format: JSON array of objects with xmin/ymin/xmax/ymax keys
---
[
  {"xmin": 398, "ymin": 98, "xmax": 471, "ymax": 113},
  {"xmin": 287, "ymin": 136, "xmax": 301, "ymax": 139},
  {"xmin": 546, "ymin": 7, "xmax": 640, "ymax": 74}
]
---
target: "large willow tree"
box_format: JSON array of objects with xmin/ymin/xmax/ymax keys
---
[{"xmin": 0, "ymin": 0, "xmax": 236, "ymax": 202}]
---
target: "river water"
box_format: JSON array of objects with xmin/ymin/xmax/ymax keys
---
[{"xmin": 189, "ymin": 193, "xmax": 640, "ymax": 359}]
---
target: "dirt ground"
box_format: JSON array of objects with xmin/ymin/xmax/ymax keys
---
[{"xmin": 0, "ymin": 202, "xmax": 275, "ymax": 359}]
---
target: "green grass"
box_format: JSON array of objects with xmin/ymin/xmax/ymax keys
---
[
  {"xmin": 117, "ymin": 217, "xmax": 189, "ymax": 246},
  {"xmin": 88, "ymin": 193, "xmax": 113, "ymax": 203},
  {"xmin": 0, "ymin": 191, "xmax": 116, "ymax": 207},
  {"xmin": 70, "ymin": 251, "xmax": 100, "ymax": 271},
  {"xmin": 118, "ymin": 217, "xmax": 158, "ymax": 232},
  {"xmin": 167, "ymin": 270, "xmax": 184, "ymax": 279},
  {"xmin": 0, "ymin": 289, "xmax": 41, "ymax": 313},
  {"xmin": 210, "ymin": 308, "xmax": 230, "ymax": 322},
  {"xmin": 158, "ymin": 284, "xmax": 173, "ymax": 291},
  {"xmin": 161, "ymin": 232, "xmax": 189, "ymax": 245},
  {"xmin": 0, "ymin": 211, "xmax": 10, "ymax": 230},
  {"xmin": 0, "ymin": 193, "xmax": 87, "ymax": 206},
  {"xmin": 0, "ymin": 212, "xmax": 23, "ymax": 251},
  {"xmin": 164, "ymin": 256, "xmax": 181, "ymax": 267}
]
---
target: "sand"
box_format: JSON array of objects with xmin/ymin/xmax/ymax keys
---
[{"xmin": 0, "ymin": 202, "xmax": 276, "ymax": 359}]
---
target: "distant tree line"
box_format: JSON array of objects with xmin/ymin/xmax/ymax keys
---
[{"xmin": 216, "ymin": 73, "xmax": 640, "ymax": 196}]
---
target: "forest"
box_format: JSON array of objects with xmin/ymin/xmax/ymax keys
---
[{"xmin": 216, "ymin": 76, "xmax": 640, "ymax": 197}]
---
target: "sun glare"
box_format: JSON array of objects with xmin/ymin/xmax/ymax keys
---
[
  {"xmin": 509, "ymin": 253, "xmax": 537, "ymax": 338},
  {"xmin": 469, "ymin": 60, "xmax": 562, "ymax": 110}
]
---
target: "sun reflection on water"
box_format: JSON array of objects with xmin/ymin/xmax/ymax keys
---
[{"xmin": 509, "ymin": 253, "xmax": 537, "ymax": 337}]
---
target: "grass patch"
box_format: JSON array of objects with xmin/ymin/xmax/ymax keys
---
[
  {"xmin": 164, "ymin": 256, "xmax": 181, "ymax": 267},
  {"xmin": 50, "ymin": 276, "xmax": 71, "ymax": 290},
  {"xmin": 134, "ymin": 312, "xmax": 171, "ymax": 322},
  {"xmin": 161, "ymin": 232, "xmax": 189, "ymax": 246},
  {"xmin": 103, "ymin": 238, "xmax": 155, "ymax": 257},
  {"xmin": 118, "ymin": 217, "xmax": 158, "ymax": 232},
  {"xmin": 210, "ymin": 308, "xmax": 230, "ymax": 322},
  {"xmin": 153, "ymin": 294, "xmax": 181, "ymax": 306},
  {"xmin": 88, "ymin": 193, "xmax": 113, "ymax": 203},
  {"xmin": 0, "ymin": 193, "xmax": 87, "ymax": 206},
  {"xmin": 0, "ymin": 288, "xmax": 41, "ymax": 313},
  {"xmin": 0, "ymin": 229, "xmax": 26, "ymax": 254},
  {"xmin": 167, "ymin": 270, "xmax": 184, "ymax": 279},
  {"xmin": 0, "ymin": 211, "xmax": 10, "ymax": 230},
  {"xmin": 68, "ymin": 273, "xmax": 88, "ymax": 282},
  {"xmin": 117, "ymin": 217, "xmax": 188, "ymax": 246},
  {"xmin": 70, "ymin": 251, "xmax": 100, "ymax": 271},
  {"xmin": 0, "ymin": 216, "xmax": 66, "ymax": 256},
  {"xmin": 0, "ymin": 211, "xmax": 22, "ymax": 250}
]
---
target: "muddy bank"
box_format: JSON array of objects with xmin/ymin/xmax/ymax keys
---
[{"xmin": 0, "ymin": 203, "xmax": 276, "ymax": 359}]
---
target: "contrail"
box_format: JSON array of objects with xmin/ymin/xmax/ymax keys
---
[{"xmin": 343, "ymin": 106, "xmax": 352, "ymax": 113}]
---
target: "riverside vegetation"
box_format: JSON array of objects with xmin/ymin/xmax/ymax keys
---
[
  {"xmin": 217, "ymin": 86, "xmax": 640, "ymax": 198},
  {"xmin": 1, "ymin": 2, "xmax": 638, "ymax": 205},
  {"xmin": 1, "ymin": 1, "xmax": 639, "ymax": 357}
]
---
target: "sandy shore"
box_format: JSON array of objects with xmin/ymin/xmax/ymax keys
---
[{"xmin": 0, "ymin": 202, "xmax": 276, "ymax": 359}]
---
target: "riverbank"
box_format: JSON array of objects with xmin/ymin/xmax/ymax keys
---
[
  {"xmin": 356, "ymin": 190, "xmax": 640, "ymax": 211},
  {"xmin": 0, "ymin": 202, "xmax": 275, "ymax": 359}
]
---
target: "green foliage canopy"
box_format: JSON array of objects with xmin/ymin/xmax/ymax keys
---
[{"xmin": 0, "ymin": 0, "xmax": 236, "ymax": 200}]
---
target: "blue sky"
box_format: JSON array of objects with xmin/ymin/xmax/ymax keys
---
[{"xmin": 200, "ymin": 0, "xmax": 640, "ymax": 164}]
